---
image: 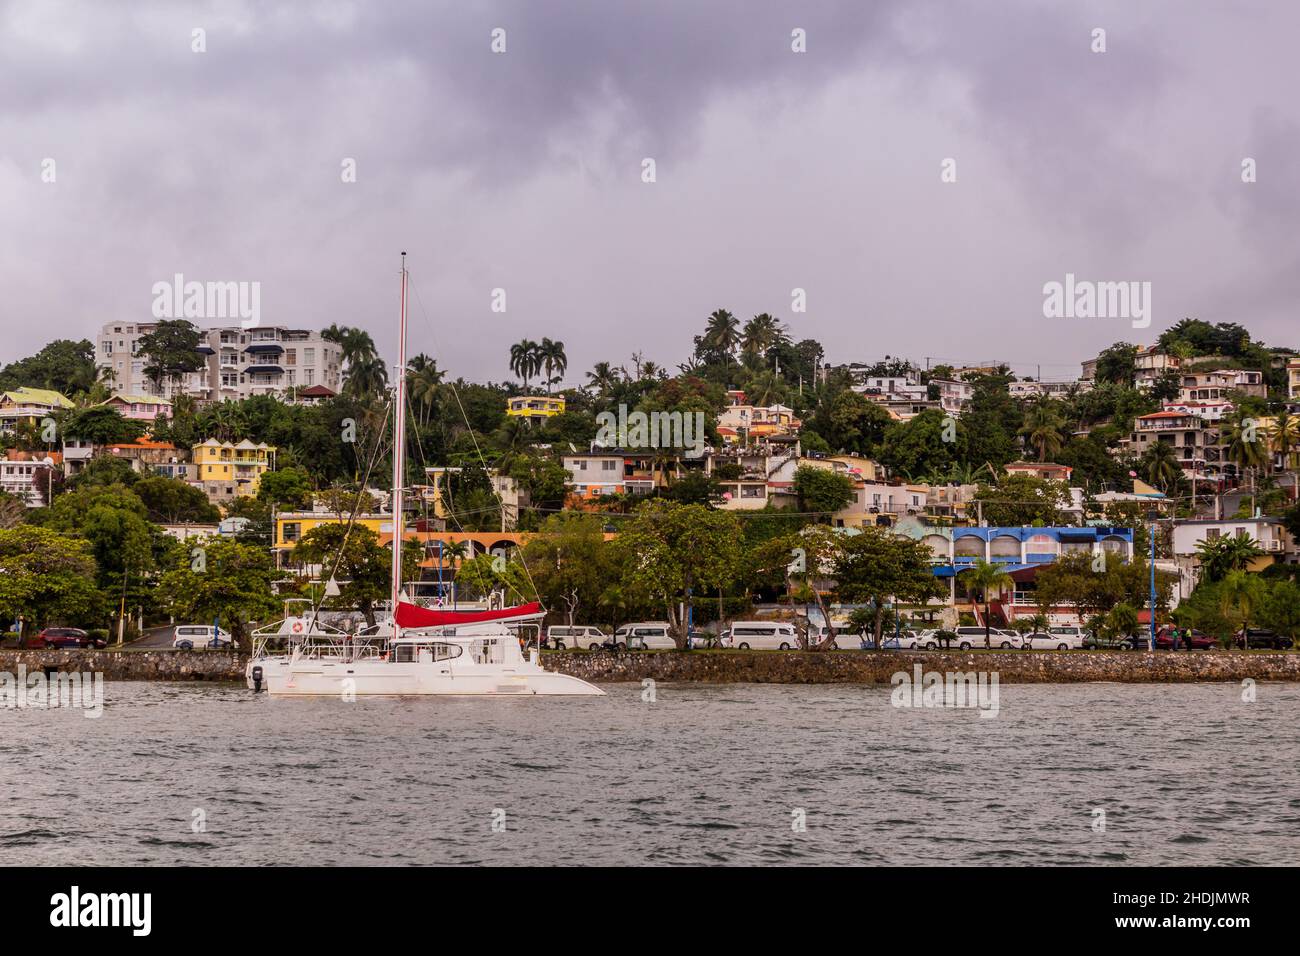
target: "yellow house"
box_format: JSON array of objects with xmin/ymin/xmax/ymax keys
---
[
  {"xmin": 0, "ymin": 386, "xmax": 73, "ymax": 435},
  {"xmin": 192, "ymin": 438, "xmax": 276, "ymax": 495},
  {"xmin": 506, "ymin": 395, "xmax": 565, "ymax": 420}
]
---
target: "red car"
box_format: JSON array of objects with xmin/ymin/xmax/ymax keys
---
[
  {"xmin": 1154, "ymin": 627, "xmax": 1216, "ymax": 650},
  {"xmin": 23, "ymin": 627, "xmax": 106, "ymax": 650}
]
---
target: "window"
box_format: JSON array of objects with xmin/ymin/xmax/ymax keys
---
[
  {"xmin": 304, "ymin": 348, "xmax": 315, "ymax": 365},
  {"xmin": 601, "ymin": 460, "xmax": 617, "ymax": 471},
  {"xmin": 282, "ymin": 523, "xmax": 301, "ymax": 543},
  {"xmin": 285, "ymin": 349, "xmax": 296, "ymax": 366}
]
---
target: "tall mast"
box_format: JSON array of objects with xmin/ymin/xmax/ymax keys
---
[{"xmin": 390, "ymin": 252, "xmax": 409, "ymax": 633}]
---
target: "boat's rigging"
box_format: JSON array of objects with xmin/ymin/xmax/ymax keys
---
[
  {"xmin": 407, "ymin": 269, "xmax": 544, "ymax": 609},
  {"xmin": 307, "ymin": 395, "xmax": 394, "ymax": 632}
]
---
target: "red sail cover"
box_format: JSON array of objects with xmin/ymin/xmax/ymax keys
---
[{"xmin": 394, "ymin": 601, "xmax": 543, "ymax": 628}]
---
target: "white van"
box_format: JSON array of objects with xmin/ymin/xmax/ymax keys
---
[
  {"xmin": 1024, "ymin": 626, "xmax": 1087, "ymax": 650},
  {"xmin": 546, "ymin": 625, "xmax": 607, "ymax": 651},
  {"xmin": 724, "ymin": 621, "xmax": 800, "ymax": 651},
  {"xmin": 612, "ymin": 622, "xmax": 676, "ymax": 650},
  {"xmin": 173, "ymin": 624, "xmax": 233, "ymax": 649}
]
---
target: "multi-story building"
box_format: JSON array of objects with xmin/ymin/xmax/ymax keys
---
[
  {"xmin": 1178, "ymin": 368, "xmax": 1267, "ymax": 402},
  {"xmin": 931, "ymin": 378, "xmax": 974, "ymax": 416},
  {"xmin": 716, "ymin": 391, "xmax": 801, "ymax": 443},
  {"xmin": 0, "ymin": 387, "xmax": 72, "ymax": 435},
  {"xmin": 1133, "ymin": 346, "xmax": 1181, "ymax": 390},
  {"xmin": 0, "ymin": 452, "xmax": 59, "ymax": 506},
  {"xmin": 506, "ymin": 396, "xmax": 565, "ymax": 421},
  {"xmin": 562, "ymin": 451, "xmax": 627, "ymax": 502},
  {"xmin": 1130, "ymin": 409, "xmax": 1226, "ymax": 479},
  {"xmin": 1288, "ymin": 357, "xmax": 1300, "ymax": 402},
  {"xmin": 1172, "ymin": 519, "xmax": 1297, "ymax": 578},
  {"xmin": 95, "ymin": 322, "xmax": 343, "ymax": 403},
  {"xmin": 101, "ymin": 394, "xmax": 172, "ymax": 421},
  {"xmin": 1004, "ymin": 461, "xmax": 1074, "ymax": 483},
  {"xmin": 1008, "ymin": 379, "xmax": 1091, "ymax": 400},
  {"xmin": 192, "ymin": 438, "xmax": 276, "ymax": 502}
]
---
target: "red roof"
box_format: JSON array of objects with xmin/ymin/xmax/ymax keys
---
[{"xmin": 298, "ymin": 384, "xmax": 337, "ymax": 397}]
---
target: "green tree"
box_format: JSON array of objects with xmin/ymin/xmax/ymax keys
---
[
  {"xmin": 132, "ymin": 475, "xmax": 221, "ymax": 524},
  {"xmin": 291, "ymin": 524, "xmax": 419, "ymax": 626},
  {"xmin": 1194, "ymin": 534, "xmax": 1265, "ymax": 583},
  {"xmin": 0, "ymin": 339, "xmax": 97, "ymax": 395},
  {"xmin": 961, "ymin": 558, "xmax": 1015, "ymax": 647},
  {"xmin": 817, "ymin": 391, "xmax": 891, "ymax": 455},
  {"xmin": 0, "ymin": 525, "xmax": 105, "ymax": 628},
  {"xmin": 160, "ymin": 538, "xmax": 281, "ymax": 651},
  {"xmin": 832, "ymin": 527, "xmax": 944, "ymax": 648},
  {"xmin": 1018, "ymin": 400, "xmax": 1067, "ymax": 462},
  {"xmin": 1218, "ymin": 570, "xmax": 1266, "ymax": 647},
  {"xmin": 509, "ymin": 340, "xmax": 541, "ymax": 391},
  {"xmin": 60, "ymin": 406, "xmax": 145, "ymax": 445},
  {"xmin": 792, "ymin": 465, "xmax": 855, "ymax": 517},
  {"xmin": 973, "ymin": 473, "xmax": 1070, "ymax": 526},
  {"xmin": 612, "ymin": 500, "xmax": 743, "ymax": 647},
  {"xmin": 138, "ymin": 320, "xmax": 203, "ymax": 394},
  {"xmin": 520, "ymin": 512, "xmax": 612, "ymax": 626}
]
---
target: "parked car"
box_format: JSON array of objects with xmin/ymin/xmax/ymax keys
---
[
  {"xmin": 1022, "ymin": 626, "xmax": 1088, "ymax": 650},
  {"xmin": 1154, "ymin": 627, "xmax": 1217, "ymax": 650},
  {"xmin": 1082, "ymin": 632, "xmax": 1137, "ymax": 650},
  {"xmin": 545, "ymin": 625, "xmax": 608, "ymax": 651},
  {"xmin": 25, "ymin": 627, "xmax": 104, "ymax": 649},
  {"xmin": 172, "ymin": 624, "xmax": 233, "ymax": 650},
  {"xmin": 608, "ymin": 622, "xmax": 676, "ymax": 651},
  {"xmin": 913, "ymin": 628, "xmax": 959, "ymax": 649},
  {"xmin": 1233, "ymin": 628, "xmax": 1294, "ymax": 650},
  {"xmin": 953, "ymin": 626, "xmax": 1022, "ymax": 650},
  {"xmin": 722, "ymin": 620, "xmax": 801, "ymax": 650}
]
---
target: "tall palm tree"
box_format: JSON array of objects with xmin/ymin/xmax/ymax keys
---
[
  {"xmin": 343, "ymin": 355, "xmax": 389, "ymax": 399},
  {"xmin": 1219, "ymin": 569, "xmax": 1264, "ymax": 648},
  {"xmin": 586, "ymin": 361, "xmax": 619, "ymax": 395},
  {"xmin": 1265, "ymin": 407, "xmax": 1299, "ymax": 473},
  {"xmin": 700, "ymin": 309, "xmax": 740, "ymax": 358},
  {"xmin": 509, "ymin": 340, "xmax": 541, "ymax": 392},
  {"xmin": 740, "ymin": 313, "xmax": 788, "ymax": 359},
  {"xmin": 407, "ymin": 361, "xmax": 445, "ymax": 428},
  {"xmin": 1018, "ymin": 400, "xmax": 1067, "ymax": 462},
  {"xmin": 963, "ymin": 558, "xmax": 1015, "ymax": 648},
  {"xmin": 1142, "ymin": 439, "xmax": 1183, "ymax": 493},
  {"xmin": 1221, "ymin": 410, "xmax": 1269, "ymax": 488},
  {"xmin": 538, "ymin": 338, "xmax": 567, "ymax": 393}
]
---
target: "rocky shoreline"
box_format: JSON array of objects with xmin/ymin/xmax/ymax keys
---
[{"xmin": 4, "ymin": 647, "xmax": 1299, "ymax": 684}]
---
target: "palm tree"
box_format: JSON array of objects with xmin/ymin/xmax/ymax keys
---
[
  {"xmin": 538, "ymin": 338, "xmax": 567, "ymax": 393},
  {"xmin": 1221, "ymin": 410, "xmax": 1269, "ymax": 489},
  {"xmin": 407, "ymin": 361, "xmax": 445, "ymax": 428},
  {"xmin": 1265, "ymin": 407, "xmax": 1299, "ymax": 474},
  {"xmin": 1019, "ymin": 400, "xmax": 1067, "ymax": 462},
  {"xmin": 1142, "ymin": 439, "xmax": 1183, "ymax": 493},
  {"xmin": 1195, "ymin": 534, "xmax": 1265, "ymax": 583},
  {"xmin": 740, "ymin": 313, "xmax": 788, "ymax": 359},
  {"xmin": 1219, "ymin": 569, "xmax": 1264, "ymax": 648},
  {"xmin": 509, "ymin": 340, "xmax": 541, "ymax": 392},
  {"xmin": 343, "ymin": 355, "xmax": 389, "ymax": 399},
  {"xmin": 963, "ymin": 558, "xmax": 1015, "ymax": 648},
  {"xmin": 586, "ymin": 361, "xmax": 619, "ymax": 395},
  {"xmin": 700, "ymin": 309, "xmax": 740, "ymax": 358}
]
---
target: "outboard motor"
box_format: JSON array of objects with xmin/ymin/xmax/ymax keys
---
[{"xmin": 251, "ymin": 665, "xmax": 264, "ymax": 693}]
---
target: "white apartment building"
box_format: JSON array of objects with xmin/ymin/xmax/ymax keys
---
[
  {"xmin": 931, "ymin": 378, "xmax": 974, "ymax": 416},
  {"xmin": 96, "ymin": 322, "xmax": 343, "ymax": 404},
  {"xmin": 0, "ymin": 456, "xmax": 55, "ymax": 506},
  {"xmin": 1008, "ymin": 379, "xmax": 1091, "ymax": 399}
]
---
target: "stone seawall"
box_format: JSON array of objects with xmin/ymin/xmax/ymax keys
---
[
  {"xmin": 0, "ymin": 650, "xmax": 245, "ymax": 681},
  {"xmin": 3, "ymin": 648, "xmax": 1298, "ymax": 685},
  {"xmin": 541, "ymin": 650, "xmax": 1300, "ymax": 684}
]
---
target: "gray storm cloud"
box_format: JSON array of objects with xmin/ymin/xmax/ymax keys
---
[{"xmin": 0, "ymin": 0, "xmax": 1295, "ymax": 382}]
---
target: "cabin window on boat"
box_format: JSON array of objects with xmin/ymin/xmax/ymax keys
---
[{"xmin": 393, "ymin": 643, "xmax": 462, "ymax": 663}]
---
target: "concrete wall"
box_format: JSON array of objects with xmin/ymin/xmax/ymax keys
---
[{"xmin": 4, "ymin": 648, "xmax": 1298, "ymax": 685}]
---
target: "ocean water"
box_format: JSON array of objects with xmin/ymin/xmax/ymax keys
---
[{"xmin": 2, "ymin": 680, "xmax": 1296, "ymax": 865}]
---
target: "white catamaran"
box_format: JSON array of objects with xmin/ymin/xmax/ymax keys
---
[{"xmin": 245, "ymin": 254, "xmax": 603, "ymax": 697}]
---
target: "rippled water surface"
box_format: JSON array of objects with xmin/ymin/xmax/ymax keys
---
[{"xmin": 3, "ymin": 681, "xmax": 1298, "ymax": 865}]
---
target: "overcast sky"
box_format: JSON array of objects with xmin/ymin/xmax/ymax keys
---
[{"xmin": 2, "ymin": 0, "xmax": 1297, "ymax": 385}]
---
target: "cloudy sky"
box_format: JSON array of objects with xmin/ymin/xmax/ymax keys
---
[{"xmin": 2, "ymin": 0, "xmax": 1296, "ymax": 384}]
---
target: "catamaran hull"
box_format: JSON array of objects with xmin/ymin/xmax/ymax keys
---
[{"xmin": 246, "ymin": 659, "xmax": 604, "ymax": 696}]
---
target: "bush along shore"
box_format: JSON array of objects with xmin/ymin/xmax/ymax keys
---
[{"xmin": 4, "ymin": 648, "xmax": 1300, "ymax": 685}]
